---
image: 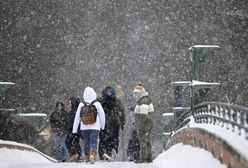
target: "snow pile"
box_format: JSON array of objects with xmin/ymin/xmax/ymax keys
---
[
  {"xmin": 0, "ymin": 148, "xmax": 52, "ymax": 168},
  {"xmin": 0, "ymin": 140, "xmax": 226, "ymax": 168},
  {"xmin": 154, "ymin": 143, "xmax": 226, "ymax": 168}
]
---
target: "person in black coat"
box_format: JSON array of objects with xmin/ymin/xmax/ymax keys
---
[
  {"xmin": 98, "ymin": 86, "xmax": 125, "ymax": 160},
  {"xmin": 65, "ymin": 96, "xmax": 82, "ymax": 162},
  {"xmin": 127, "ymin": 129, "xmax": 140, "ymax": 161}
]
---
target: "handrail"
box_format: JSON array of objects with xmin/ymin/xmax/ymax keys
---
[
  {"xmin": 174, "ymin": 101, "xmax": 248, "ymax": 139},
  {"xmin": 193, "ymin": 101, "xmax": 248, "ymax": 139},
  {"xmin": 174, "ymin": 109, "xmax": 191, "ymax": 130}
]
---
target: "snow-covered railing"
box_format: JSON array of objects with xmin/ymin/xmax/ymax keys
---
[
  {"xmin": 174, "ymin": 101, "xmax": 248, "ymax": 140},
  {"xmin": 174, "ymin": 109, "xmax": 191, "ymax": 131},
  {"xmin": 170, "ymin": 102, "xmax": 248, "ymax": 168},
  {"xmin": 193, "ymin": 101, "xmax": 248, "ymax": 139}
]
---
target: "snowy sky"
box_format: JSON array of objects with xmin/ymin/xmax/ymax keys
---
[{"xmin": 0, "ymin": 140, "xmax": 226, "ymax": 168}]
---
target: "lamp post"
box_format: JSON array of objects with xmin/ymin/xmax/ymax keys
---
[{"xmin": 189, "ymin": 45, "xmax": 220, "ymax": 108}]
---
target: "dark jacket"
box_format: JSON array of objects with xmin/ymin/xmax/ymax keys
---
[
  {"xmin": 50, "ymin": 109, "xmax": 68, "ymax": 134},
  {"xmin": 68, "ymin": 97, "xmax": 80, "ymax": 132},
  {"xmin": 98, "ymin": 96, "xmax": 125, "ymax": 130},
  {"xmin": 98, "ymin": 86, "xmax": 125, "ymax": 158}
]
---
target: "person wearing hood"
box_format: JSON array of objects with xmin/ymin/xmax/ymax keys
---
[
  {"xmin": 72, "ymin": 87, "xmax": 105, "ymax": 164},
  {"xmin": 66, "ymin": 96, "xmax": 82, "ymax": 162},
  {"xmin": 97, "ymin": 86, "xmax": 125, "ymax": 161},
  {"xmin": 132, "ymin": 82, "xmax": 154, "ymax": 163}
]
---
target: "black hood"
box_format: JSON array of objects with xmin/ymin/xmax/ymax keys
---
[{"xmin": 69, "ymin": 96, "xmax": 80, "ymax": 111}]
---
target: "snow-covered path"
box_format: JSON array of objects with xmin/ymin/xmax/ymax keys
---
[
  {"xmin": 13, "ymin": 162, "xmax": 159, "ymax": 168},
  {"xmin": 1, "ymin": 142, "xmax": 226, "ymax": 168}
]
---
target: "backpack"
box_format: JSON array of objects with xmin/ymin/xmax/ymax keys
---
[{"xmin": 80, "ymin": 100, "xmax": 97, "ymax": 125}]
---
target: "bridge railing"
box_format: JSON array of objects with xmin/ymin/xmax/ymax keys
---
[
  {"xmin": 174, "ymin": 109, "xmax": 191, "ymax": 131},
  {"xmin": 193, "ymin": 101, "xmax": 248, "ymax": 139},
  {"xmin": 174, "ymin": 101, "xmax": 248, "ymax": 139}
]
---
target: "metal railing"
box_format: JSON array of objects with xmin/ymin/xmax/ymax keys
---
[
  {"xmin": 193, "ymin": 101, "xmax": 248, "ymax": 139},
  {"xmin": 174, "ymin": 109, "xmax": 191, "ymax": 131},
  {"xmin": 174, "ymin": 101, "xmax": 248, "ymax": 139}
]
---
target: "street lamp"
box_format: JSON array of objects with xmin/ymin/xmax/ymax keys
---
[{"xmin": 189, "ymin": 45, "xmax": 220, "ymax": 108}]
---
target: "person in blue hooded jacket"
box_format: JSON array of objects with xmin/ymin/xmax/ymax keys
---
[{"xmin": 98, "ymin": 86, "xmax": 126, "ymax": 161}]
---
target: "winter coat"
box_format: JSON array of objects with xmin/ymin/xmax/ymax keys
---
[
  {"xmin": 68, "ymin": 96, "xmax": 80, "ymax": 132},
  {"xmin": 134, "ymin": 90, "xmax": 154, "ymax": 115},
  {"xmin": 98, "ymin": 96, "xmax": 125, "ymax": 130},
  {"xmin": 72, "ymin": 87, "xmax": 105, "ymax": 133},
  {"xmin": 133, "ymin": 89, "xmax": 154, "ymax": 161},
  {"xmin": 50, "ymin": 109, "xmax": 68, "ymax": 134}
]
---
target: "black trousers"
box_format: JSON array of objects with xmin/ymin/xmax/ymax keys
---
[
  {"xmin": 98, "ymin": 127, "xmax": 119, "ymax": 160},
  {"xmin": 65, "ymin": 132, "xmax": 82, "ymax": 156}
]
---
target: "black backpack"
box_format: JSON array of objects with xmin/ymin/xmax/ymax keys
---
[{"xmin": 80, "ymin": 100, "xmax": 97, "ymax": 125}]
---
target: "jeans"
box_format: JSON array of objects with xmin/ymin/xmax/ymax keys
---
[
  {"xmin": 81, "ymin": 130, "xmax": 100, "ymax": 155},
  {"xmin": 54, "ymin": 133, "xmax": 67, "ymax": 161}
]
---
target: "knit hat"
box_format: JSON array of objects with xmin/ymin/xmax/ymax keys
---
[{"xmin": 133, "ymin": 82, "xmax": 145, "ymax": 93}]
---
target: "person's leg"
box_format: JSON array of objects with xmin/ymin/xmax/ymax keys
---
[
  {"xmin": 98, "ymin": 130, "xmax": 105, "ymax": 160},
  {"xmin": 146, "ymin": 118, "xmax": 153, "ymax": 162},
  {"xmin": 89, "ymin": 130, "xmax": 100, "ymax": 152},
  {"xmin": 112, "ymin": 128, "xmax": 120, "ymax": 154},
  {"xmin": 81, "ymin": 130, "xmax": 90, "ymax": 162},
  {"xmin": 61, "ymin": 133, "xmax": 68, "ymax": 161},
  {"xmin": 54, "ymin": 133, "xmax": 63, "ymax": 162},
  {"xmin": 135, "ymin": 114, "xmax": 149, "ymax": 163},
  {"xmin": 105, "ymin": 136, "xmax": 113, "ymax": 156},
  {"xmin": 89, "ymin": 130, "xmax": 100, "ymax": 164},
  {"xmin": 65, "ymin": 133, "xmax": 73, "ymax": 156},
  {"xmin": 75, "ymin": 142, "xmax": 82, "ymax": 157},
  {"xmin": 98, "ymin": 139, "xmax": 105, "ymax": 160},
  {"xmin": 138, "ymin": 129, "xmax": 147, "ymax": 161}
]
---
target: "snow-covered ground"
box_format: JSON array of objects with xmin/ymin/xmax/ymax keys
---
[{"xmin": 0, "ymin": 140, "xmax": 226, "ymax": 168}]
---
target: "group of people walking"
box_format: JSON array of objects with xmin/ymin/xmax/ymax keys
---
[{"xmin": 49, "ymin": 82, "xmax": 154, "ymax": 164}]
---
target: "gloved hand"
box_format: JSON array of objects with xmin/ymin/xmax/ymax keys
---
[
  {"xmin": 72, "ymin": 133, "xmax": 79, "ymax": 145},
  {"xmin": 127, "ymin": 107, "xmax": 134, "ymax": 111}
]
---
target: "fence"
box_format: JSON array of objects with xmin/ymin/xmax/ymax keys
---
[{"xmin": 174, "ymin": 101, "xmax": 248, "ymax": 139}]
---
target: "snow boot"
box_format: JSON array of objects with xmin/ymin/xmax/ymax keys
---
[
  {"xmin": 85, "ymin": 154, "xmax": 90, "ymax": 163},
  {"xmin": 69, "ymin": 154, "xmax": 79, "ymax": 162},
  {"xmin": 89, "ymin": 151, "xmax": 97, "ymax": 164},
  {"xmin": 103, "ymin": 153, "xmax": 114, "ymax": 162}
]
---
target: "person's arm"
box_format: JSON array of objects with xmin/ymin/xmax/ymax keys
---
[
  {"xmin": 49, "ymin": 112, "xmax": 55, "ymax": 131},
  {"xmin": 95, "ymin": 102, "xmax": 105, "ymax": 130},
  {"xmin": 72, "ymin": 102, "xmax": 83, "ymax": 133},
  {"xmin": 118, "ymin": 100, "xmax": 126, "ymax": 129},
  {"xmin": 63, "ymin": 111, "xmax": 70, "ymax": 132}
]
